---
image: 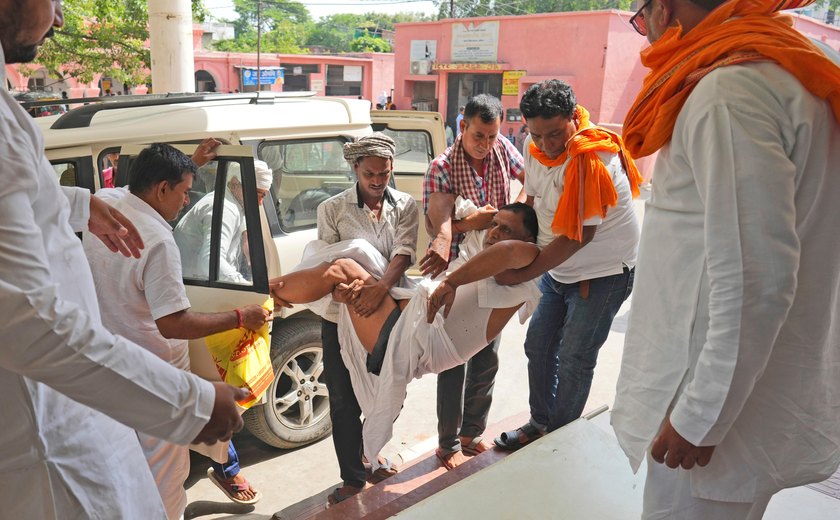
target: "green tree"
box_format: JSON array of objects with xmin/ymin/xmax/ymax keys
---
[
  {"xmin": 307, "ymin": 12, "xmax": 430, "ymax": 53},
  {"xmin": 32, "ymin": 0, "xmax": 208, "ymax": 86},
  {"xmin": 350, "ymin": 34, "xmax": 393, "ymax": 53},
  {"xmin": 212, "ymin": 0, "xmax": 310, "ymax": 53}
]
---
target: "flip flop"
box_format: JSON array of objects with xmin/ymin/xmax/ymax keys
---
[
  {"xmin": 206, "ymin": 467, "xmax": 262, "ymax": 505},
  {"xmin": 493, "ymin": 423, "xmax": 544, "ymax": 451},
  {"xmin": 363, "ymin": 456, "xmax": 399, "ymax": 483},
  {"xmin": 327, "ymin": 485, "xmax": 364, "ymax": 506},
  {"xmin": 435, "ymin": 448, "xmax": 460, "ymax": 470},
  {"xmin": 461, "ymin": 436, "xmax": 491, "ymax": 456}
]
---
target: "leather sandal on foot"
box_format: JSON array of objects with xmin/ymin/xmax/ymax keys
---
[
  {"xmin": 461, "ymin": 436, "xmax": 491, "ymax": 456},
  {"xmin": 327, "ymin": 485, "xmax": 364, "ymax": 506},
  {"xmin": 435, "ymin": 448, "xmax": 460, "ymax": 470},
  {"xmin": 364, "ymin": 456, "xmax": 398, "ymax": 483},
  {"xmin": 494, "ymin": 423, "xmax": 544, "ymax": 451}
]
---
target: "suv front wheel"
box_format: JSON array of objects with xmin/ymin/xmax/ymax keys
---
[{"xmin": 243, "ymin": 318, "xmax": 332, "ymax": 448}]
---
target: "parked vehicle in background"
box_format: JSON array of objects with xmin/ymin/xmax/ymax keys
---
[
  {"xmin": 15, "ymin": 90, "xmax": 66, "ymax": 117},
  {"xmin": 39, "ymin": 92, "xmax": 445, "ymax": 448}
]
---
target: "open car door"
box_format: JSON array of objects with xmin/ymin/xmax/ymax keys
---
[{"xmin": 118, "ymin": 144, "xmax": 272, "ymax": 381}]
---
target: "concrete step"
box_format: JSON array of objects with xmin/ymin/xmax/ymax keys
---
[{"xmin": 273, "ymin": 412, "xmax": 531, "ymax": 520}]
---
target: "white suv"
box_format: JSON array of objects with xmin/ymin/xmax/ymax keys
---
[{"xmin": 37, "ymin": 92, "xmax": 445, "ymax": 448}]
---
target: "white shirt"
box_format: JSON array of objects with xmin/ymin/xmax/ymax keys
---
[
  {"xmin": 0, "ymin": 47, "xmax": 214, "ymax": 519},
  {"xmin": 316, "ymin": 184, "xmax": 419, "ymax": 321},
  {"xmin": 612, "ymin": 61, "xmax": 840, "ymax": 501},
  {"xmin": 85, "ymin": 188, "xmax": 192, "ymax": 368},
  {"xmin": 84, "ymin": 189, "xmax": 194, "ymax": 519},
  {"xmin": 175, "ymin": 190, "xmax": 248, "ymax": 284},
  {"xmin": 524, "ymin": 136, "xmax": 639, "ymax": 283}
]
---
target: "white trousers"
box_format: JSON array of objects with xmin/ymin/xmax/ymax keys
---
[{"xmin": 643, "ymin": 453, "xmax": 773, "ymax": 520}]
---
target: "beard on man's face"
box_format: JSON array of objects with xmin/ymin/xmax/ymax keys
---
[{"xmin": 3, "ymin": 27, "xmax": 54, "ymax": 64}]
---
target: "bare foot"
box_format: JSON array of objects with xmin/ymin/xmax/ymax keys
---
[
  {"xmin": 436, "ymin": 448, "xmax": 470, "ymax": 470},
  {"xmin": 221, "ymin": 473, "xmax": 258, "ymax": 502}
]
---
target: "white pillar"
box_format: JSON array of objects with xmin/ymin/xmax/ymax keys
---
[{"xmin": 148, "ymin": 0, "xmax": 195, "ymax": 94}]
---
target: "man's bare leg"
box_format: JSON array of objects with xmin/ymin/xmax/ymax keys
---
[{"xmin": 271, "ymin": 258, "xmax": 402, "ymax": 352}]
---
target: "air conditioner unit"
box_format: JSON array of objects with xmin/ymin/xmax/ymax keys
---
[{"xmin": 410, "ymin": 60, "xmax": 431, "ymax": 75}]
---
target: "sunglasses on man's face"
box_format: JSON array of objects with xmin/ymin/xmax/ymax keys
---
[{"xmin": 630, "ymin": 0, "xmax": 654, "ymax": 36}]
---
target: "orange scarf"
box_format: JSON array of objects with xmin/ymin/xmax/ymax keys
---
[
  {"xmin": 623, "ymin": 0, "xmax": 840, "ymax": 158},
  {"xmin": 530, "ymin": 106, "xmax": 643, "ymax": 242}
]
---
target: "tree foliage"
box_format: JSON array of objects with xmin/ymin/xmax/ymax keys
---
[
  {"xmin": 212, "ymin": 0, "xmax": 310, "ymax": 53},
  {"xmin": 350, "ymin": 34, "xmax": 393, "ymax": 53},
  {"xmin": 434, "ymin": 0, "xmax": 632, "ymax": 18},
  {"xmin": 32, "ymin": 0, "xmax": 207, "ymax": 86},
  {"xmin": 306, "ymin": 12, "xmax": 430, "ymax": 53}
]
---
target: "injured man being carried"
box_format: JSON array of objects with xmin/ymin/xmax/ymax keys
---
[{"xmin": 269, "ymin": 200, "xmax": 541, "ymax": 469}]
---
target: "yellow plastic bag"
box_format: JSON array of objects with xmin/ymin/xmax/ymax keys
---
[{"xmin": 205, "ymin": 299, "xmax": 274, "ymax": 410}]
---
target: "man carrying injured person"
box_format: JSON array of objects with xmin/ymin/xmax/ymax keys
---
[{"xmin": 270, "ymin": 201, "xmax": 541, "ymax": 470}]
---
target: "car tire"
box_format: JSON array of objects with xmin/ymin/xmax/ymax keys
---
[{"xmin": 243, "ymin": 318, "xmax": 332, "ymax": 448}]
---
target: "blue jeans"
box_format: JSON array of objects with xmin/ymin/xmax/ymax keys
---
[
  {"xmin": 211, "ymin": 442, "xmax": 240, "ymax": 479},
  {"xmin": 524, "ymin": 267, "xmax": 634, "ymax": 432}
]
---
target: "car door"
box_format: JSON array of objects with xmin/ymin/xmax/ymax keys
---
[
  {"xmin": 370, "ymin": 111, "xmax": 447, "ymax": 273},
  {"xmin": 46, "ymin": 146, "xmax": 97, "ymax": 191},
  {"xmin": 118, "ymin": 144, "xmax": 271, "ymax": 381}
]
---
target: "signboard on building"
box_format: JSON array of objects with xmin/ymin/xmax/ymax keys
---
[
  {"xmin": 451, "ymin": 21, "xmax": 499, "ymax": 63},
  {"xmin": 343, "ymin": 66, "xmax": 362, "ymax": 82},
  {"xmin": 242, "ymin": 67, "xmax": 284, "ymax": 86},
  {"xmin": 410, "ymin": 40, "xmax": 437, "ymax": 61},
  {"xmin": 311, "ymin": 79, "xmax": 324, "ymax": 92},
  {"xmin": 432, "ymin": 62, "xmax": 506, "ymax": 71},
  {"xmin": 502, "ymin": 70, "xmax": 527, "ymax": 96}
]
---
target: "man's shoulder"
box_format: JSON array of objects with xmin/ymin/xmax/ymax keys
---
[
  {"xmin": 388, "ymin": 187, "xmax": 417, "ymax": 205},
  {"xmin": 687, "ymin": 61, "xmax": 800, "ymax": 119},
  {"xmin": 429, "ymin": 147, "xmax": 455, "ymax": 170},
  {"xmin": 322, "ymin": 186, "xmax": 355, "ymax": 207}
]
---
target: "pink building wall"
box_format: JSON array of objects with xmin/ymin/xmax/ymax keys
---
[
  {"xmin": 5, "ymin": 26, "xmax": 393, "ymax": 103},
  {"xmin": 191, "ymin": 52, "xmax": 393, "ymax": 100},
  {"xmin": 394, "ymin": 11, "xmax": 647, "ymax": 131},
  {"xmin": 394, "ymin": 10, "xmax": 840, "ymax": 179}
]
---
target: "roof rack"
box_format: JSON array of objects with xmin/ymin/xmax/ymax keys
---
[{"xmin": 43, "ymin": 91, "xmax": 315, "ymax": 130}]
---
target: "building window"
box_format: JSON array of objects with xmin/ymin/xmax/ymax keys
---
[{"xmin": 325, "ymin": 65, "xmax": 362, "ymax": 96}]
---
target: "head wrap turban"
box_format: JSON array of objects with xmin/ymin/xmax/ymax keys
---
[
  {"xmin": 343, "ymin": 133, "xmax": 396, "ymax": 165},
  {"xmin": 253, "ymin": 159, "xmax": 273, "ymax": 191}
]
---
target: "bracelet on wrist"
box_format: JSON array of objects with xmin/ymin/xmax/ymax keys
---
[{"xmin": 234, "ymin": 308, "xmax": 244, "ymax": 328}]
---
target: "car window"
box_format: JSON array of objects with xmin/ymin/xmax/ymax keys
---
[
  {"xmin": 259, "ymin": 138, "xmax": 354, "ymax": 233},
  {"xmin": 173, "ymin": 159, "xmax": 254, "ymax": 287},
  {"xmin": 377, "ymin": 128, "xmax": 433, "ymax": 176},
  {"xmin": 51, "ymin": 160, "xmax": 78, "ymax": 187}
]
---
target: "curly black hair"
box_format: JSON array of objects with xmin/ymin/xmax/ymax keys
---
[{"xmin": 519, "ymin": 80, "xmax": 577, "ymax": 120}]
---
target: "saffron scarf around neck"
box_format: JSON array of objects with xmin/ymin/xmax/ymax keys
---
[
  {"xmin": 623, "ymin": 0, "xmax": 840, "ymax": 158},
  {"xmin": 530, "ymin": 106, "xmax": 643, "ymax": 241}
]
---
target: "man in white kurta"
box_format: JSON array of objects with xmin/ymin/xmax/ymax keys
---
[
  {"xmin": 0, "ymin": 8, "xmax": 238, "ymax": 518},
  {"xmin": 612, "ymin": 0, "xmax": 840, "ymax": 517},
  {"xmin": 84, "ymin": 146, "xmax": 271, "ymax": 518},
  {"xmin": 85, "ymin": 187, "xmax": 195, "ymax": 519}
]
